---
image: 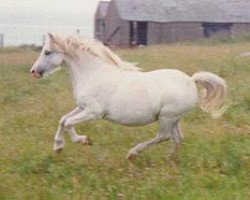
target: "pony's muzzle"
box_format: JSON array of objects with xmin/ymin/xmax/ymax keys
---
[{"xmin": 30, "ymin": 69, "xmax": 43, "ymax": 79}]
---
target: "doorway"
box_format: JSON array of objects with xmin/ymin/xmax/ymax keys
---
[{"xmin": 137, "ymin": 22, "xmax": 148, "ymax": 45}]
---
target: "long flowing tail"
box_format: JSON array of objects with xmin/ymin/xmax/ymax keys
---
[{"xmin": 192, "ymin": 71, "xmax": 227, "ymax": 116}]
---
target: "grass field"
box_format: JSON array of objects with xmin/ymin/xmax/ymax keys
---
[{"xmin": 0, "ymin": 41, "xmax": 250, "ymax": 199}]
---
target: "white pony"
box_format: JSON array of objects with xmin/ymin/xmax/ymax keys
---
[{"xmin": 30, "ymin": 33, "xmax": 227, "ymax": 159}]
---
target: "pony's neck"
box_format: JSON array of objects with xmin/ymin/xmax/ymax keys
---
[
  {"xmin": 66, "ymin": 52, "xmax": 117, "ymax": 74},
  {"xmin": 64, "ymin": 53, "xmax": 119, "ymax": 91}
]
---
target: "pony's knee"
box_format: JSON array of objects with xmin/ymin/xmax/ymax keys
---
[
  {"xmin": 59, "ymin": 116, "xmax": 68, "ymax": 127},
  {"xmin": 64, "ymin": 119, "xmax": 74, "ymax": 129}
]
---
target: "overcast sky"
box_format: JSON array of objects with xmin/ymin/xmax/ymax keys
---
[
  {"xmin": 0, "ymin": 0, "xmax": 101, "ymax": 13},
  {"xmin": 0, "ymin": 0, "xmax": 106, "ymax": 44}
]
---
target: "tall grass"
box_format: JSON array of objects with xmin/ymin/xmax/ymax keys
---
[{"xmin": 0, "ymin": 41, "xmax": 249, "ymax": 199}]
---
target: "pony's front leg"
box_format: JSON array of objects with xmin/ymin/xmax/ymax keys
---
[
  {"xmin": 54, "ymin": 108, "xmax": 98, "ymax": 153},
  {"xmin": 53, "ymin": 107, "xmax": 82, "ymax": 153},
  {"xmin": 66, "ymin": 126, "xmax": 91, "ymax": 145}
]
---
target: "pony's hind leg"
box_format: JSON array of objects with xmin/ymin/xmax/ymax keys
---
[
  {"xmin": 126, "ymin": 117, "xmax": 176, "ymax": 160},
  {"xmin": 169, "ymin": 119, "xmax": 182, "ymax": 158},
  {"xmin": 126, "ymin": 132, "xmax": 171, "ymax": 160}
]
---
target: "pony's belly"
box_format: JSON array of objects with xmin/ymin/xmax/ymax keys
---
[
  {"xmin": 106, "ymin": 90, "xmax": 162, "ymax": 126},
  {"xmin": 105, "ymin": 113, "xmax": 157, "ymax": 126}
]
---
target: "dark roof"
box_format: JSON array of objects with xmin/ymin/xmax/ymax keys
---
[
  {"xmin": 96, "ymin": 1, "xmax": 110, "ymax": 19},
  {"xmin": 113, "ymin": 0, "xmax": 250, "ymax": 23}
]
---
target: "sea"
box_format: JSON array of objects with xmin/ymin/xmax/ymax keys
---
[{"xmin": 0, "ymin": 8, "xmax": 94, "ymax": 46}]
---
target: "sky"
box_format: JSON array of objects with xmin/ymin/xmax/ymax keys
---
[
  {"xmin": 0, "ymin": 0, "xmax": 107, "ymax": 45},
  {"xmin": 0, "ymin": 0, "xmax": 101, "ymax": 13}
]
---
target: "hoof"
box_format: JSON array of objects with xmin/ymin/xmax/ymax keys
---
[
  {"xmin": 168, "ymin": 150, "xmax": 178, "ymax": 160},
  {"xmin": 81, "ymin": 136, "xmax": 92, "ymax": 145},
  {"xmin": 54, "ymin": 147, "xmax": 63, "ymax": 155},
  {"xmin": 53, "ymin": 140, "xmax": 65, "ymax": 155},
  {"xmin": 126, "ymin": 153, "xmax": 137, "ymax": 160}
]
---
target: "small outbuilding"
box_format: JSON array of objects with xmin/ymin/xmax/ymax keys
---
[{"xmin": 94, "ymin": 0, "xmax": 250, "ymax": 46}]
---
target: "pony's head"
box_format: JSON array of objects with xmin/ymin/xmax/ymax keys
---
[
  {"xmin": 30, "ymin": 33, "xmax": 141, "ymax": 78},
  {"xmin": 30, "ymin": 33, "xmax": 64, "ymax": 78}
]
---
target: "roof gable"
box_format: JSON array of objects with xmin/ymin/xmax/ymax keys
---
[{"xmin": 96, "ymin": 1, "xmax": 110, "ymax": 19}]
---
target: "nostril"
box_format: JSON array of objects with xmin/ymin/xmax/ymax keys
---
[{"xmin": 30, "ymin": 70, "xmax": 35, "ymax": 74}]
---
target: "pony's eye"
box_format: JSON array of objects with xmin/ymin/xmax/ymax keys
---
[{"xmin": 45, "ymin": 50, "xmax": 51, "ymax": 56}]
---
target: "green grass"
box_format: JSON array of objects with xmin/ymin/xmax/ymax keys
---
[{"xmin": 0, "ymin": 41, "xmax": 250, "ymax": 199}]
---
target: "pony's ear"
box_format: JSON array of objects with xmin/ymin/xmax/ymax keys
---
[{"xmin": 47, "ymin": 33, "xmax": 56, "ymax": 43}]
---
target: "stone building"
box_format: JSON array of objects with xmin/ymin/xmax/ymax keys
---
[{"xmin": 94, "ymin": 0, "xmax": 250, "ymax": 46}]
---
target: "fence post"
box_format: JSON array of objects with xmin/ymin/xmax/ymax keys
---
[
  {"xmin": 76, "ymin": 29, "xmax": 80, "ymax": 35},
  {"xmin": 0, "ymin": 34, "xmax": 4, "ymax": 47}
]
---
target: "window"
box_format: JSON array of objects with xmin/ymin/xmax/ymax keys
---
[
  {"xmin": 96, "ymin": 19, "xmax": 105, "ymax": 34},
  {"xmin": 202, "ymin": 23, "xmax": 233, "ymax": 38}
]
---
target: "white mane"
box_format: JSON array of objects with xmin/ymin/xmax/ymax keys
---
[{"xmin": 49, "ymin": 35, "xmax": 142, "ymax": 71}]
